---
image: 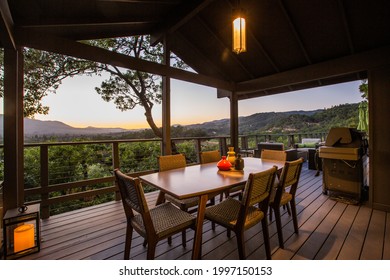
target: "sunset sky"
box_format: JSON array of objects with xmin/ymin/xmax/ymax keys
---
[{"xmin": 0, "ymin": 74, "xmax": 364, "ymax": 130}]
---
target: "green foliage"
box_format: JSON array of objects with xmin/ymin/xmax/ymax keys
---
[
  {"xmin": 119, "ymin": 141, "xmax": 160, "ymax": 173},
  {"xmin": 359, "ymin": 80, "xmax": 368, "ymax": 100},
  {"xmin": 24, "ymin": 147, "xmax": 41, "ymax": 189},
  {"xmin": 174, "ymin": 141, "xmax": 198, "ymax": 163},
  {"xmin": 242, "ymin": 103, "xmax": 360, "ymax": 135}
]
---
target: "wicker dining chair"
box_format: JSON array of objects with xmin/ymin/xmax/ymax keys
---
[
  {"xmin": 205, "ymin": 166, "xmax": 278, "ymax": 260},
  {"xmin": 269, "ymin": 157, "xmax": 304, "ymax": 249},
  {"xmin": 261, "ymin": 149, "xmax": 289, "ymax": 213},
  {"xmin": 158, "ymin": 154, "xmax": 200, "ymax": 211},
  {"xmin": 199, "ymin": 150, "xmax": 221, "ymax": 164},
  {"xmin": 114, "ymin": 169, "xmax": 196, "ymax": 260},
  {"xmin": 261, "ymin": 149, "xmax": 287, "ymax": 161},
  {"xmin": 158, "ymin": 153, "xmax": 216, "ymax": 245}
]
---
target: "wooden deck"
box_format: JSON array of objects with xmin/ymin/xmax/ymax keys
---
[{"xmin": 20, "ymin": 165, "xmax": 390, "ymax": 260}]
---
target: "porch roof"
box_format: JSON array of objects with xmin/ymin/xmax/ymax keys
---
[{"xmin": 1, "ymin": 0, "xmax": 390, "ymax": 98}]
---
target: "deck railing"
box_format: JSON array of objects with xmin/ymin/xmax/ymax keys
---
[{"xmin": 0, "ymin": 132, "xmax": 326, "ymax": 219}]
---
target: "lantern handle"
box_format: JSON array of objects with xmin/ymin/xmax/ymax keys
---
[{"xmin": 18, "ymin": 205, "xmax": 28, "ymax": 213}]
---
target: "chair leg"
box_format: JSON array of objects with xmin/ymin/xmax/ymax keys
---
[
  {"xmin": 290, "ymin": 199, "xmax": 299, "ymax": 233},
  {"xmin": 143, "ymin": 238, "xmax": 147, "ymax": 247},
  {"xmin": 227, "ymin": 228, "xmax": 231, "ymax": 238},
  {"xmin": 146, "ymin": 240, "xmax": 157, "ymax": 260},
  {"xmin": 179, "ymin": 205, "xmax": 187, "ymax": 246},
  {"xmin": 211, "ymin": 198, "xmax": 216, "ymax": 230},
  {"xmin": 168, "ymin": 236, "xmax": 172, "ymax": 245},
  {"xmin": 285, "ymin": 204, "xmax": 291, "ymax": 216},
  {"xmin": 269, "ymin": 206, "xmax": 273, "ymax": 221},
  {"xmin": 182, "ymin": 230, "xmax": 187, "ymax": 247},
  {"xmin": 261, "ymin": 217, "xmax": 272, "ymax": 260},
  {"xmin": 236, "ymin": 231, "xmax": 246, "ymax": 260},
  {"xmin": 124, "ymin": 224, "xmax": 133, "ymax": 260},
  {"xmin": 274, "ymin": 206, "xmax": 285, "ymax": 249}
]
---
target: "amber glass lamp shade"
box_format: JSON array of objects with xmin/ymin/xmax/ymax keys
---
[{"xmin": 232, "ymin": 10, "xmax": 246, "ymax": 54}]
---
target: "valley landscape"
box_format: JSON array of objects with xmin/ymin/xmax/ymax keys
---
[{"xmin": 0, "ymin": 103, "xmax": 360, "ymax": 142}]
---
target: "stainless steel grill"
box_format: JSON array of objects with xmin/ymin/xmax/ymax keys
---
[{"xmin": 319, "ymin": 127, "xmax": 368, "ymax": 203}]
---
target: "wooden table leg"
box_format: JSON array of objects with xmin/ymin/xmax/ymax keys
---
[
  {"xmin": 191, "ymin": 194, "xmax": 208, "ymax": 260},
  {"xmin": 155, "ymin": 191, "xmax": 165, "ymax": 206}
]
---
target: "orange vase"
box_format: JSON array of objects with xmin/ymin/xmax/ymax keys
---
[{"xmin": 217, "ymin": 156, "xmax": 232, "ymax": 171}]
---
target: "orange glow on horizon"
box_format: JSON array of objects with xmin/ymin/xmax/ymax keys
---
[{"xmin": 66, "ymin": 116, "xmax": 226, "ymax": 130}]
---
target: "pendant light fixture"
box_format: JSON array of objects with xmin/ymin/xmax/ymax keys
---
[{"xmin": 232, "ymin": 1, "xmax": 246, "ymax": 54}]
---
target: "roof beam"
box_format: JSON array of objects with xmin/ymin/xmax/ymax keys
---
[
  {"xmin": 98, "ymin": 0, "xmax": 181, "ymax": 3},
  {"xmin": 236, "ymin": 45, "xmax": 390, "ymax": 94},
  {"xmin": 151, "ymin": 0, "xmax": 215, "ymax": 45},
  {"xmin": 172, "ymin": 31, "xmax": 229, "ymax": 80},
  {"xmin": 15, "ymin": 29, "xmax": 233, "ymax": 91},
  {"xmin": 277, "ymin": 0, "xmax": 311, "ymax": 64},
  {"xmin": 0, "ymin": 0, "xmax": 15, "ymax": 49},
  {"xmin": 19, "ymin": 20, "xmax": 158, "ymax": 29},
  {"xmin": 337, "ymin": 0, "xmax": 355, "ymax": 54},
  {"xmin": 277, "ymin": 0, "xmax": 323, "ymax": 87}
]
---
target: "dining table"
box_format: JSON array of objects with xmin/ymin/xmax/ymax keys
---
[{"xmin": 139, "ymin": 157, "xmax": 285, "ymax": 260}]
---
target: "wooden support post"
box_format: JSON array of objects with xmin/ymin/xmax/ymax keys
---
[
  {"xmin": 162, "ymin": 36, "xmax": 171, "ymax": 155},
  {"xmin": 368, "ymin": 65, "xmax": 390, "ymax": 211},
  {"xmin": 229, "ymin": 91, "xmax": 239, "ymax": 152},
  {"xmin": 3, "ymin": 48, "xmax": 24, "ymax": 212}
]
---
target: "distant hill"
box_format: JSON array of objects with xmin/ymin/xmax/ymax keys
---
[
  {"xmin": 0, "ymin": 103, "xmax": 360, "ymax": 140},
  {"xmin": 0, "ymin": 115, "xmax": 130, "ymax": 137},
  {"xmin": 185, "ymin": 109, "xmax": 322, "ymax": 135}
]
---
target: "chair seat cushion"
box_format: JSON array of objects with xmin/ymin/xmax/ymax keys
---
[
  {"xmin": 205, "ymin": 197, "xmax": 264, "ymax": 230},
  {"xmin": 165, "ymin": 194, "xmax": 199, "ymax": 209},
  {"xmin": 131, "ymin": 202, "xmax": 195, "ymax": 239},
  {"xmin": 269, "ymin": 191, "xmax": 292, "ymax": 207}
]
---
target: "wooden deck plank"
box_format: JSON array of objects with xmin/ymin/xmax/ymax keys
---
[
  {"xmin": 314, "ymin": 204, "xmax": 360, "ymax": 260},
  {"xmin": 293, "ymin": 202, "xmax": 347, "ymax": 259},
  {"xmin": 272, "ymin": 196, "xmax": 336, "ymax": 259},
  {"xmin": 360, "ymin": 209, "xmax": 386, "ymax": 259},
  {"xmin": 337, "ymin": 206, "xmax": 372, "ymax": 259}
]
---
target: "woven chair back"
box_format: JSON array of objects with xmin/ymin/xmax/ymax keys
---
[
  {"xmin": 280, "ymin": 158, "xmax": 304, "ymax": 189},
  {"xmin": 200, "ymin": 150, "xmax": 221, "ymax": 164},
  {"xmin": 114, "ymin": 169, "xmax": 149, "ymax": 217},
  {"xmin": 261, "ymin": 149, "xmax": 287, "ymax": 161},
  {"xmin": 242, "ymin": 166, "xmax": 277, "ymax": 207},
  {"xmin": 158, "ymin": 154, "xmax": 186, "ymax": 171}
]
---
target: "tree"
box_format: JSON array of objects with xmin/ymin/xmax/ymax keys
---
[
  {"xmin": 358, "ymin": 80, "xmax": 369, "ymax": 132},
  {"xmin": 0, "ymin": 36, "xmax": 187, "ymax": 137},
  {"xmin": 359, "ymin": 79, "xmax": 368, "ymax": 101},
  {"xmin": 0, "ymin": 48, "xmax": 98, "ymax": 117}
]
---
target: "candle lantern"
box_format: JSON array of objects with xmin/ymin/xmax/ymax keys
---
[{"xmin": 2, "ymin": 204, "xmax": 40, "ymax": 259}]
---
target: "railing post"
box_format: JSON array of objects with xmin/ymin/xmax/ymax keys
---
[
  {"xmin": 288, "ymin": 134, "xmax": 295, "ymax": 148},
  {"xmin": 40, "ymin": 145, "xmax": 50, "ymax": 219},
  {"xmin": 194, "ymin": 138, "xmax": 202, "ymax": 163},
  {"xmin": 112, "ymin": 142, "xmax": 121, "ymax": 201},
  {"xmin": 240, "ymin": 136, "xmax": 248, "ymax": 150}
]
